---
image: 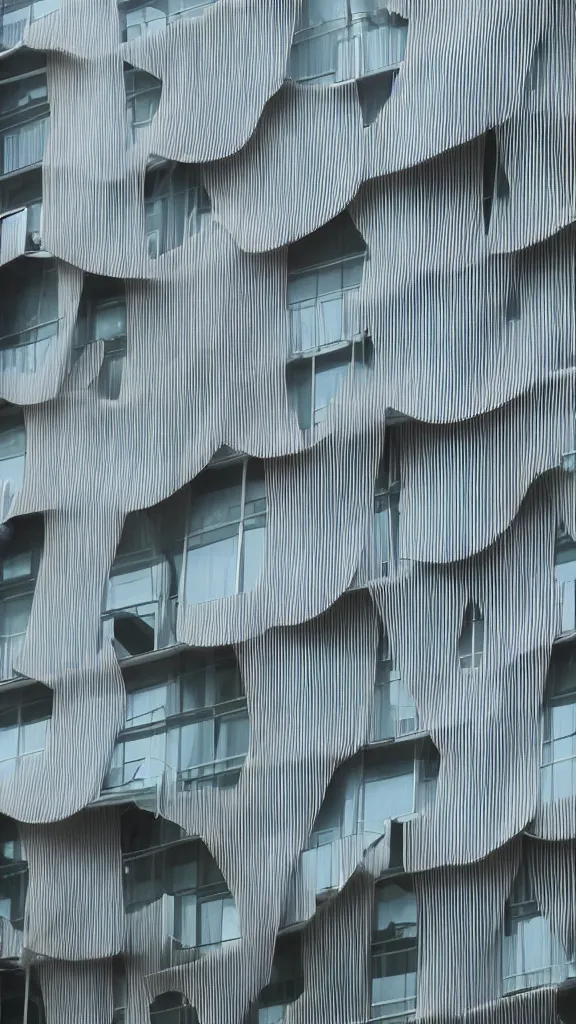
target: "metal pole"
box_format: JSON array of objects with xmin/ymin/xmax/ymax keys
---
[{"xmin": 22, "ymin": 960, "xmax": 30, "ymax": 1024}]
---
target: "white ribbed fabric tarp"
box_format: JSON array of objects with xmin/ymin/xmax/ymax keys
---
[{"xmin": 0, "ymin": 1, "xmax": 572, "ymax": 1022}]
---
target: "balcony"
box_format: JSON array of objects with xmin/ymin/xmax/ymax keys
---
[
  {"xmin": 289, "ymin": 10, "xmax": 408, "ymax": 86},
  {"xmin": 118, "ymin": 0, "xmax": 217, "ymax": 43},
  {"xmin": 0, "ymin": 0, "xmax": 59, "ymax": 51},
  {"xmin": 0, "ymin": 116, "xmax": 48, "ymax": 178},
  {"xmin": 0, "ymin": 318, "xmax": 58, "ymax": 374}
]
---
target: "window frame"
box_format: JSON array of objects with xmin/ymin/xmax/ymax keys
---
[
  {"xmin": 0, "ymin": 817, "xmax": 28, "ymax": 931},
  {"xmin": 182, "ymin": 459, "xmax": 267, "ymax": 605},
  {"xmin": 371, "ymin": 874, "xmax": 418, "ymax": 1022},
  {"xmin": 0, "ymin": 62, "xmax": 49, "ymax": 178},
  {"xmin": 124, "ymin": 63, "xmax": 162, "ymax": 141},
  {"xmin": 458, "ymin": 601, "xmax": 484, "ymax": 671}
]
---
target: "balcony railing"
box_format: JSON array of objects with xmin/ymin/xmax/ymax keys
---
[
  {"xmin": 289, "ymin": 18, "xmax": 408, "ymax": 86},
  {"xmin": 0, "ymin": 629, "xmax": 27, "ymax": 681},
  {"xmin": 289, "ymin": 280, "xmax": 363, "ymax": 357},
  {"xmin": 121, "ymin": 0, "xmax": 216, "ymax": 42},
  {"xmin": 0, "ymin": 319, "xmax": 57, "ymax": 374},
  {"xmin": 178, "ymin": 752, "xmax": 244, "ymax": 791}
]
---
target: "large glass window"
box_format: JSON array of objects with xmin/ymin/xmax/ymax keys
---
[
  {"xmin": 288, "ymin": 2, "xmax": 408, "ymax": 86},
  {"xmin": 0, "ymin": 53, "xmax": 49, "ymax": 177},
  {"xmin": 458, "ymin": 601, "xmax": 484, "ymax": 670},
  {"xmin": 104, "ymin": 648, "xmax": 248, "ymax": 793},
  {"xmin": 286, "ymin": 213, "xmax": 369, "ymax": 431},
  {"xmin": 122, "ymin": 807, "xmax": 240, "ymax": 951},
  {"xmin": 184, "ymin": 460, "xmax": 266, "ymax": 605},
  {"xmin": 0, "ymin": 514, "xmax": 43, "ymax": 681},
  {"xmin": 540, "ymin": 644, "xmax": 576, "ymax": 804},
  {"xmin": 124, "ymin": 64, "xmax": 161, "ymax": 142},
  {"xmin": 103, "ymin": 508, "xmax": 181, "ymax": 660},
  {"xmin": 119, "ymin": 0, "xmax": 216, "ymax": 43},
  {"xmin": 372, "ymin": 629, "xmax": 417, "ymax": 742},
  {"xmin": 145, "ymin": 160, "xmax": 211, "ymax": 259},
  {"xmin": 0, "ymin": 0, "xmax": 58, "ymax": 51},
  {"xmin": 0, "ymin": 167, "xmax": 43, "ymax": 253},
  {"xmin": 308, "ymin": 740, "xmax": 439, "ymax": 854},
  {"xmin": 371, "ymin": 876, "xmax": 417, "ymax": 1020},
  {"xmin": 503, "ymin": 859, "xmax": 575, "ymax": 994},
  {"xmin": 0, "ymin": 402, "xmax": 26, "ymax": 517},
  {"xmin": 252, "ymin": 934, "xmax": 304, "ymax": 1024},
  {"xmin": 73, "ymin": 275, "xmax": 127, "ymax": 400},
  {"xmin": 0, "ymin": 257, "xmax": 58, "ymax": 373},
  {"xmin": 555, "ymin": 528, "xmax": 576, "ymax": 636},
  {"xmin": 0, "ymin": 682, "xmax": 52, "ymax": 775},
  {"xmin": 287, "ymin": 212, "xmax": 367, "ymax": 356},
  {"xmin": 0, "ymin": 815, "xmax": 27, "ymax": 930}
]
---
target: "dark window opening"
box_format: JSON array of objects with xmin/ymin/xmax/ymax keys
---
[
  {"xmin": 526, "ymin": 38, "xmax": 544, "ymax": 93},
  {"xmin": 483, "ymin": 129, "xmax": 509, "ymax": 234},
  {"xmin": 0, "ymin": 257, "xmax": 57, "ymax": 371},
  {"xmin": 505, "ymin": 280, "xmax": 521, "ymax": 322},
  {"xmin": 458, "ymin": 601, "xmax": 484, "ymax": 670},
  {"xmin": 252, "ymin": 933, "xmax": 304, "ymax": 1021},
  {"xmin": 145, "ymin": 159, "xmax": 211, "ymax": 259},
  {"xmin": 0, "ymin": 513, "xmax": 43, "ymax": 681},
  {"xmin": 149, "ymin": 992, "xmax": 199, "ymax": 1024},
  {"xmin": 0, "ymin": 965, "xmax": 45, "ymax": 1022},
  {"xmin": 124, "ymin": 63, "xmax": 161, "ymax": 142},
  {"xmin": 122, "ymin": 807, "xmax": 240, "ymax": 950},
  {"xmin": 0, "ymin": 53, "xmax": 49, "ymax": 178},
  {"xmin": 356, "ymin": 68, "xmax": 398, "ymax": 126},
  {"xmin": 373, "ymin": 433, "xmax": 401, "ymax": 579},
  {"xmin": 0, "ymin": 814, "xmax": 28, "ymax": 930},
  {"xmin": 73, "ymin": 274, "xmax": 127, "ymax": 400}
]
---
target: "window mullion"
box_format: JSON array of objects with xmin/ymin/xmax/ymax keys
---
[{"xmin": 236, "ymin": 461, "xmax": 247, "ymax": 594}]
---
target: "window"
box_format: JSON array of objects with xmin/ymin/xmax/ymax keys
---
[
  {"xmin": 0, "ymin": 0, "xmax": 58, "ymax": 51},
  {"xmin": 482, "ymin": 129, "xmax": 509, "ymax": 235},
  {"xmin": 540, "ymin": 645, "xmax": 576, "ymax": 804},
  {"xmin": 119, "ymin": 0, "xmax": 217, "ymax": 43},
  {"xmin": 0, "ymin": 514, "xmax": 43, "ymax": 681},
  {"xmin": 0, "ymin": 682, "xmax": 52, "ymax": 774},
  {"xmin": 458, "ymin": 601, "xmax": 484, "ymax": 670},
  {"xmin": 73, "ymin": 275, "xmax": 127, "ymax": 400},
  {"xmin": 0, "ymin": 167, "xmax": 43, "ymax": 253},
  {"xmin": 149, "ymin": 992, "xmax": 199, "ymax": 1024},
  {"xmin": 122, "ymin": 807, "xmax": 241, "ymax": 951},
  {"xmin": 104, "ymin": 508, "xmax": 180, "ymax": 659},
  {"xmin": 372, "ymin": 629, "xmax": 417, "ymax": 742},
  {"xmin": 0, "ymin": 815, "xmax": 27, "ymax": 930},
  {"xmin": 503, "ymin": 859, "xmax": 575, "ymax": 994},
  {"xmin": 356, "ymin": 69, "xmax": 399, "ymax": 126},
  {"xmin": 286, "ymin": 213, "xmax": 369, "ymax": 431},
  {"xmin": 145, "ymin": 160, "xmax": 210, "ymax": 259},
  {"xmin": 184, "ymin": 460, "xmax": 266, "ymax": 605},
  {"xmin": 373, "ymin": 437, "xmax": 401, "ymax": 579},
  {"xmin": 0, "ymin": 53, "xmax": 49, "ymax": 177},
  {"xmin": 287, "ymin": 212, "xmax": 367, "ymax": 356},
  {"xmin": 124, "ymin": 63, "xmax": 161, "ymax": 142},
  {"xmin": 0, "ymin": 403, "xmax": 26, "ymax": 518},
  {"xmin": 371, "ymin": 876, "xmax": 417, "ymax": 1020},
  {"xmin": 309, "ymin": 741, "xmax": 439, "ymax": 848},
  {"xmin": 555, "ymin": 528, "xmax": 576, "ymax": 636},
  {"xmin": 0, "ymin": 258, "xmax": 58, "ymax": 372},
  {"xmin": 104, "ymin": 648, "xmax": 248, "ymax": 792},
  {"xmin": 253, "ymin": 934, "xmax": 304, "ymax": 1024},
  {"xmin": 288, "ymin": 2, "xmax": 408, "ymax": 85}
]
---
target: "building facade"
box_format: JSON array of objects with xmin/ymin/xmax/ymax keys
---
[{"xmin": 0, "ymin": 0, "xmax": 574, "ymax": 1022}]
